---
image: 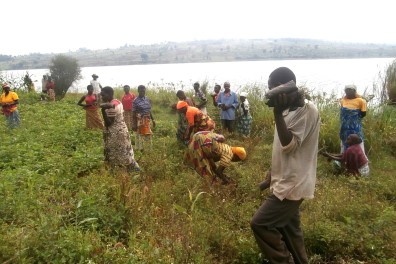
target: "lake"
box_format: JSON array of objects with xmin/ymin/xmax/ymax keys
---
[{"xmin": 3, "ymin": 57, "xmax": 394, "ymax": 96}]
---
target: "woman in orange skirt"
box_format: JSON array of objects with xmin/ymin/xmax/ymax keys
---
[{"xmin": 77, "ymin": 85, "xmax": 104, "ymax": 129}]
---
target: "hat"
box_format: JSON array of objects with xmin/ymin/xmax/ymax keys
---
[
  {"xmin": 231, "ymin": 147, "xmax": 247, "ymax": 160},
  {"xmin": 176, "ymin": 101, "xmax": 188, "ymax": 110},
  {"xmin": 2, "ymin": 83, "xmax": 10, "ymax": 89},
  {"xmin": 92, "ymin": 74, "xmax": 98, "ymax": 78},
  {"xmin": 345, "ymin": 84, "xmax": 357, "ymax": 91},
  {"xmin": 240, "ymin": 92, "xmax": 248, "ymax": 97}
]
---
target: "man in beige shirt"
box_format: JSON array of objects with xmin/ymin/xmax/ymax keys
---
[{"xmin": 251, "ymin": 67, "xmax": 320, "ymax": 264}]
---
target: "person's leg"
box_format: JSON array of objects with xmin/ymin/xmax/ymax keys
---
[
  {"xmin": 228, "ymin": 119, "xmax": 235, "ymax": 133},
  {"xmin": 251, "ymin": 194, "xmax": 304, "ymax": 264},
  {"xmin": 221, "ymin": 119, "xmax": 227, "ymax": 133},
  {"xmin": 278, "ymin": 209, "xmax": 308, "ymax": 264}
]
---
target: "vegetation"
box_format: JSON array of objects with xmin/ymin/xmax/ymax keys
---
[
  {"xmin": 0, "ymin": 83, "xmax": 395, "ymax": 263},
  {"xmin": 384, "ymin": 59, "xmax": 396, "ymax": 104},
  {"xmin": 1, "ymin": 38, "xmax": 396, "ymax": 70},
  {"xmin": 49, "ymin": 55, "xmax": 82, "ymax": 100}
]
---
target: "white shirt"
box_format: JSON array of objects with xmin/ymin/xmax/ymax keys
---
[
  {"xmin": 270, "ymin": 101, "xmax": 320, "ymax": 201},
  {"xmin": 90, "ymin": 79, "xmax": 102, "ymax": 95}
]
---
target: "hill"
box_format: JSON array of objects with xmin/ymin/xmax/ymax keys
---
[{"xmin": 1, "ymin": 38, "xmax": 396, "ymax": 70}]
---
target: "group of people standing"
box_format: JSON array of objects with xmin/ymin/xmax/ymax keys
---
[
  {"xmin": 176, "ymin": 81, "xmax": 253, "ymax": 142},
  {"xmin": 77, "ymin": 74, "xmax": 156, "ymax": 172}
]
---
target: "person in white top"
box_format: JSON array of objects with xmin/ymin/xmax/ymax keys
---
[
  {"xmin": 90, "ymin": 74, "xmax": 102, "ymax": 101},
  {"xmin": 251, "ymin": 67, "xmax": 320, "ymax": 264}
]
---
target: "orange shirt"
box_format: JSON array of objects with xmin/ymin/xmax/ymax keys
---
[
  {"xmin": 0, "ymin": 92, "xmax": 19, "ymax": 112},
  {"xmin": 185, "ymin": 106, "xmax": 200, "ymax": 126},
  {"xmin": 341, "ymin": 97, "xmax": 367, "ymax": 112}
]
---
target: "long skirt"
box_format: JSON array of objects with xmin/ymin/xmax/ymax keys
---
[
  {"xmin": 103, "ymin": 126, "xmax": 136, "ymax": 166},
  {"xmin": 48, "ymin": 89, "xmax": 55, "ymax": 101},
  {"xmin": 135, "ymin": 114, "xmax": 153, "ymax": 151},
  {"xmin": 237, "ymin": 114, "xmax": 253, "ymax": 137},
  {"xmin": 86, "ymin": 108, "xmax": 104, "ymax": 129},
  {"xmin": 123, "ymin": 110, "xmax": 133, "ymax": 130},
  {"xmin": 5, "ymin": 110, "xmax": 20, "ymax": 128}
]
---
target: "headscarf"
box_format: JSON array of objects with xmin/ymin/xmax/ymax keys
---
[
  {"xmin": 176, "ymin": 100, "xmax": 188, "ymax": 109},
  {"xmin": 231, "ymin": 147, "xmax": 247, "ymax": 160}
]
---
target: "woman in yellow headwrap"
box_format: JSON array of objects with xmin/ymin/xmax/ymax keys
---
[{"xmin": 184, "ymin": 131, "xmax": 246, "ymax": 184}]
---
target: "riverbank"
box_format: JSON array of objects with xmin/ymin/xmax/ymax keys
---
[{"xmin": 0, "ymin": 90, "xmax": 395, "ymax": 263}]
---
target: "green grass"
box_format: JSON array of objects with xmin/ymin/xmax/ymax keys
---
[{"xmin": 0, "ymin": 89, "xmax": 395, "ymax": 263}]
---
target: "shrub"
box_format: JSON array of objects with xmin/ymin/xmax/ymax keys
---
[{"xmin": 49, "ymin": 55, "xmax": 82, "ymax": 100}]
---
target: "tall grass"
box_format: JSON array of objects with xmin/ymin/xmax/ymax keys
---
[{"xmin": 0, "ymin": 86, "xmax": 395, "ymax": 263}]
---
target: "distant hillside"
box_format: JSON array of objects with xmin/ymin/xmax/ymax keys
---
[{"xmin": 1, "ymin": 38, "xmax": 396, "ymax": 70}]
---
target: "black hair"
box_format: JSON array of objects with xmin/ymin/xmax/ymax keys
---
[
  {"xmin": 101, "ymin": 86, "xmax": 114, "ymax": 96},
  {"xmin": 193, "ymin": 82, "xmax": 200, "ymax": 86},
  {"xmin": 138, "ymin": 85, "xmax": 146, "ymax": 90},
  {"xmin": 176, "ymin": 90, "xmax": 185, "ymax": 96},
  {"xmin": 123, "ymin": 85, "xmax": 130, "ymax": 89},
  {"xmin": 87, "ymin": 84, "xmax": 93, "ymax": 90},
  {"xmin": 268, "ymin": 67, "xmax": 296, "ymax": 87}
]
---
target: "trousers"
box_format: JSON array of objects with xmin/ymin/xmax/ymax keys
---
[{"xmin": 251, "ymin": 194, "xmax": 308, "ymax": 264}]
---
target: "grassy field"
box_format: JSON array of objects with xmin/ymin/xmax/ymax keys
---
[{"xmin": 0, "ymin": 88, "xmax": 395, "ymax": 263}]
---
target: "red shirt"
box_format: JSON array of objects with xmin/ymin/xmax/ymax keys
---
[
  {"xmin": 46, "ymin": 81, "xmax": 55, "ymax": 90},
  {"xmin": 85, "ymin": 94, "xmax": 98, "ymax": 110},
  {"xmin": 122, "ymin": 93, "xmax": 136, "ymax": 111},
  {"xmin": 342, "ymin": 144, "xmax": 368, "ymax": 175}
]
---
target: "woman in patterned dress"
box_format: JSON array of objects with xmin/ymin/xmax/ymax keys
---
[
  {"xmin": 236, "ymin": 92, "xmax": 253, "ymax": 137},
  {"xmin": 100, "ymin": 86, "xmax": 140, "ymax": 172},
  {"xmin": 46, "ymin": 77, "xmax": 56, "ymax": 101},
  {"xmin": 132, "ymin": 85, "xmax": 156, "ymax": 151},
  {"xmin": 176, "ymin": 101, "xmax": 215, "ymax": 141},
  {"xmin": 1, "ymin": 83, "xmax": 20, "ymax": 128},
  {"xmin": 77, "ymin": 85, "xmax": 104, "ymax": 129},
  {"xmin": 184, "ymin": 131, "xmax": 247, "ymax": 184}
]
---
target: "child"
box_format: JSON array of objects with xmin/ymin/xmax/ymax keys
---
[{"xmin": 322, "ymin": 134, "xmax": 369, "ymax": 176}]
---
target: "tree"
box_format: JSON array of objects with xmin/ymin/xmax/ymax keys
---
[
  {"xmin": 49, "ymin": 55, "xmax": 81, "ymax": 100},
  {"xmin": 385, "ymin": 59, "xmax": 396, "ymax": 104}
]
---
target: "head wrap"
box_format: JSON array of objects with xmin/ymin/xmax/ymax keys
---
[
  {"xmin": 231, "ymin": 147, "xmax": 247, "ymax": 160},
  {"xmin": 176, "ymin": 100, "xmax": 188, "ymax": 110},
  {"xmin": 240, "ymin": 92, "xmax": 248, "ymax": 97},
  {"xmin": 92, "ymin": 74, "xmax": 99, "ymax": 78},
  {"xmin": 2, "ymin": 83, "xmax": 10, "ymax": 89}
]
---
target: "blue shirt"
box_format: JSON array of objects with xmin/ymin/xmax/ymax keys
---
[
  {"xmin": 216, "ymin": 91, "xmax": 238, "ymax": 120},
  {"xmin": 132, "ymin": 96, "xmax": 152, "ymax": 116}
]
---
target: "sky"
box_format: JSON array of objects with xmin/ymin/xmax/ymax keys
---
[{"xmin": 2, "ymin": 0, "xmax": 394, "ymax": 56}]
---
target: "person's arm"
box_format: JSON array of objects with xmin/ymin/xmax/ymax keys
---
[
  {"xmin": 184, "ymin": 125, "xmax": 193, "ymax": 141},
  {"xmin": 274, "ymin": 110, "xmax": 293, "ymax": 146},
  {"xmin": 273, "ymin": 93, "xmax": 297, "ymax": 146},
  {"xmin": 197, "ymin": 94, "xmax": 207, "ymax": 108},
  {"xmin": 231, "ymin": 93, "xmax": 239, "ymax": 109},
  {"xmin": 360, "ymin": 111, "xmax": 366, "ymax": 118},
  {"xmin": 2, "ymin": 99, "xmax": 19, "ymax": 106},
  {"xmin": 131, "ymin": 111, "xmax": 137, "ymax": 131},
  {"xmin": 211, "ymin": 95, "xmax": 218, "ymax": 107},
  {"xmin": 100, "ymin": 103, "xmax": 115, "ymax": 127},
  {"xmin": 322, "ymin": 152, "xmax": 343, "ymax": 161},
  {"xmin": 150, "ymin": 112, "xmax": 156, "ymax": 128},
  {"xmin": 241, "ymin": 102, "xmax": 248, "ymax": 116},
  {"xmin": 77, "ymin": 96, "xmax": 87, "ymax": 107}
]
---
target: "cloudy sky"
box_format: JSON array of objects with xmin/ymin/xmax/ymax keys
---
[{"xmin": 2, "ymin": 0, "xmax": 394, "ymax": 56}]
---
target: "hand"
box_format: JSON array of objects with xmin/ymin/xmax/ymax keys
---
[
  {"xmin": 100, "ymin": 103, "xmax": 113, "ymax": 109},
  {"xmin": 273, "ymin": 93, "xmax": 291, "ymax": 114}
]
